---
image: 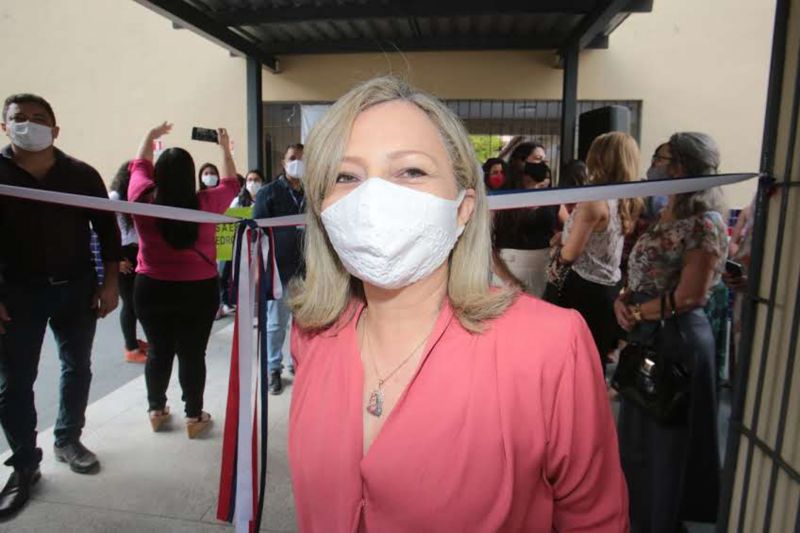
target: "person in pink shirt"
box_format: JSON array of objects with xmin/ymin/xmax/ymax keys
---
[
  {"xmin": 287, "ymin": 76, "xmax": 628, "ymax": 532},
  {"xmin": 128, "ymin": 123, "xmax": 239, "ymax": 438}
]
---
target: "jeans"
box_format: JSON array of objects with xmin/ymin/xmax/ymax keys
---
[
  {"xmin": 134, "ymin": 275, "xmax": 219, "ymax": 417},
  {"xmin": 0, "ymin": 274, "xmax": 97, "ymax": 468},
  {"xmin": 218, "ymin": 260, "xmax": 234, "ymax": 308},
  {"xmin": 264, "ymin": 296, "xmax": 292, "ymax": 373},
  {"xmin": 119, "ymin": 244, "xmax": 139, "ymax": 351}
]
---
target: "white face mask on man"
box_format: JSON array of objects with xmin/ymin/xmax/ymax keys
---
[
  {"xmin": 201, "ymin": 174, "xmax": 219, "ymax": 188},
  {"xmin": 321, "ymin": 177, "xmax": 465, "ymax": 290},
  {"xmin": 8, "ymin": 121, "xmax": 54, "ymax": 152},
  {"xmin": 285, "ymin": 159, "xmax": 306, "ymax": 180}
]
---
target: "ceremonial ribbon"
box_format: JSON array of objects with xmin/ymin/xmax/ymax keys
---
[{"xmin": 0, "ymin": 171, "xmax": 761, "ymax": 532}]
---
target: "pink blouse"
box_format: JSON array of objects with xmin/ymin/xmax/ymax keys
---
[
  {"xmin": 289, "ymin": 294, "xmax": 629, "ymax": 532},
  {"xmin": 128, "ymin": 158, "xmax": 239, "ymax": 281}
]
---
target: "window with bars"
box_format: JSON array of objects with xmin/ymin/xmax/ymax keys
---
[{"xmin": 263, "ymin": 99, "xmax": 642, "ymax": 179}]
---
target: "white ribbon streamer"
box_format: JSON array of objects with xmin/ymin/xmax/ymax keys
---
[
  {"xmin": 0, "ymin": 184, "xmax": 237, "ymax": 224},
  {"xmin": 486, "ymin": 173, "xmax": 755, "ymax": 211},
  {"xmin": 234, "ymin": 227, "xmax": 256, "ymax": 532},
  {"xmin": 0, "ymin": 173, "xmax": 759, "ymax": 228}
]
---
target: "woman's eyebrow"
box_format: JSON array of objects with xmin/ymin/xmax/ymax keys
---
[
  {"xmin": 341, "ymin": 150, "xmax": 435, "ymax": 164},
  {"xmin": 387, "ymin": 150, "xmax": 436, "ymax": 162}
]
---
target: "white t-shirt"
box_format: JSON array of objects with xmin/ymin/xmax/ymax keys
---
[{"xmin": 108, "ymin": 190, "xmax": 139, "ymax": 246}]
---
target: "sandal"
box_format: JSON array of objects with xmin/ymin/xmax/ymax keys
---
[
  {"xmin": 185, "ymin": 411, "xmax": 211, "ymax": 439},
  {"xmin": 149, "ymin": 406, "xmax": 171, "ymax": 432}
]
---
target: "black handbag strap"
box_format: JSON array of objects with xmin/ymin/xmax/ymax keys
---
[
  {"xmin": 669, "ymin": 291, "xmax": 678, "ymax": 317},
  {"xmin": 659, "ymin": 291, "xmax": 679, "ymax": 325}
]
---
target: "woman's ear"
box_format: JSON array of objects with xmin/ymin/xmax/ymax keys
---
[{"xmin": 457, "ymin": 188, "xmax": 476, "ymax": 227}]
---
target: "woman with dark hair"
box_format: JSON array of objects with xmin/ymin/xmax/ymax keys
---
[
  {"xmin": 481, "ymin": 157, "xmax": 507, "ymax": 191},
  {"xmin": 109, "ymin": 161, "xmax": 148, "ymax": 364},
  {"xmin": 492, "ymin": 160, "xmax": 558, "ymax": 297},
  {"xmin": 559, "ymin": 159, "xmax": 589, "ymax": 215},
  {"xmin": 128, "ymin": 122, "xmax": 239, "ymax": 438},
  {"xmin": 217, "ymin": 169, "xmax": 267, "ymax": 317},
  {"xmin": 508, "ymin": 141, "xmax": 547, "ymax": 178},
  {"xmin": 232, "ymin": 169, "xmax": 265, "ymax": 208},
  {"xmin": 198, "ymin": 162, "xmax": 220, "ymax": 191},
  {"xmin": 614, "ymin": 132, "xmax": 728, "ymax": 531}
]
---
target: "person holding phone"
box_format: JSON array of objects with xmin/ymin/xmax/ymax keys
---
[{"xmin": 128, "ymin": 123, "xmax": 238, "ymax": 438}]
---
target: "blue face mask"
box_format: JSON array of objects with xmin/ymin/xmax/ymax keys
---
[{"xmin": 646, "ymin": 165, "xmax": 670, "ymax": 181}]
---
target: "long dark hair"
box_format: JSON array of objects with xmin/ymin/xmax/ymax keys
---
[
  {"xmin": 197, "ymin": 162, "xmax": 219, "ymax": 191},
  {"xmin": 559, "ymin": 159, "xmax": 588, "ymax": 188},
  {"xmin": 110, "ymin": 160, "xmax": 134, "ymax": 231},
  {"xmin": 236, "ymin": 169, "xmax": 265, "ymax": 207},
  {"xmin": 154, "ymin": 148, "xmax": 199, "ymax": 249}
]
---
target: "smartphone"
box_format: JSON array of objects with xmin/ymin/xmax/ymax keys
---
[
  {"xmin": 725, "ymin": 259, "xmax": 744, "ymax": 278},
  {"xmin": 191, "ymin": 127, "xmax": 219, "ymax": 144}
]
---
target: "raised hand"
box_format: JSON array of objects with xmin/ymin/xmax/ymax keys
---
[
  {"xmin": 149, "ymin": 122, "xmax": 173, "ymax": 140},
  {"xmin": 217, "ymin": 128, "xmax": 231, "ymax": 150}
]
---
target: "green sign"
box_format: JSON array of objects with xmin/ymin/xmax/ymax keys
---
[{"xmin": 216, "ymin": 207, "xmax": 252, "ymax": 261}]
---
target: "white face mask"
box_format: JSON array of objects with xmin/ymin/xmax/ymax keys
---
[
  {"xmin": 321, "ymin": 178, "xmax": 466, "ymax": 290},
  {"xmin": 285, "ymin": 159, "xmax": 305, "ymax": 180},
  {"xmin": 8, "ymin": 121, "xmax": 54, "ymax": 152},
  {"xmin": 202, "ymin": 174, "xmax": 219, "ymax": 187},
  {"xmin": 246, "ymin": 182, "xmax": 262, "ymax": 197}
]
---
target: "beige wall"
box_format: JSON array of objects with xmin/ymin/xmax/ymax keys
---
[
  {"xmin": 0, "ymin": 0, "xmax": 774, "ymax": 206},
  {"xmin": 262, "ymin": 0, "xmax": 775, "ymax": 206},
  {"xmin": 0, "ymin": 0, "xmax": 249, "ymax": 183}
]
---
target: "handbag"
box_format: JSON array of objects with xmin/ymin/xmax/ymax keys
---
[
  {"xmin": 546, "ymin": 245, "xmax": 572, "ymax": 298},
  {"xmin": 610, "ymin": 292, "xmax": 692, "ymax": 425}
]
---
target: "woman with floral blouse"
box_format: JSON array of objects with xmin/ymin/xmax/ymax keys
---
[{"xmin": 614, "ymin": 132, "xmax": 729, "ymax": 532}]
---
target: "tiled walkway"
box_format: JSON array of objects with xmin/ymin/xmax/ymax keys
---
[{"xmin": 0, "ymin": 323, "xmax": 296, "ymax": 532}]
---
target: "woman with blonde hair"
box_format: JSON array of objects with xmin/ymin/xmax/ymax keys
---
[
  {"xmin": 544, "ymin": 132, "xmax": 643, "ymax": 369},
  {"xmin": 286, "ymin": 76, "xmax": 627, "ymax": 532}
]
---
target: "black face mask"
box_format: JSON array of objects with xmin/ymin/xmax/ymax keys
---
[{"xmin": 524, "ymin": 162, "xmax": 551, "ymax": 183}]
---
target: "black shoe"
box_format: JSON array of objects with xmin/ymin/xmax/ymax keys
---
[
  {"xmin": 268, "ymin": 371, "xmax": 283, "ymax": 395},
  {"xmin": 0, "ymin": 467, "xmax": 40, "ymax": 519},
  {"xmin": 54, "ymin": 441, "xmax": 99, "ymax": 474}
]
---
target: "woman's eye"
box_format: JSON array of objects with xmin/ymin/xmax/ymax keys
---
[
  {"xmin": 400, "ymin": 168, "xmax": 427, "ymax": 179},
  {"xmin": 335, "ymin": 173, "xmax": 360, "ymax": 183}
]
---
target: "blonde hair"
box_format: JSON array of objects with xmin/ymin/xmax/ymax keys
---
[
  {"xmin": 289, "ymin": 76, "xmax": 517, "ymax": 333},
  {"xmin": 586, "ymin": 131, "xmax": 644, "ymax": 235}
]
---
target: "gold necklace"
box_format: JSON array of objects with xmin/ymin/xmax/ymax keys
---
[{"xmin": 363, "ymin": 314, "xmax": 431, "ymax": 418}]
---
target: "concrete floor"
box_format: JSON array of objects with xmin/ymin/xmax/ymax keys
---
[{"xmin": 0, "ymin": 321, "xmax": 296, "ymax": 532}]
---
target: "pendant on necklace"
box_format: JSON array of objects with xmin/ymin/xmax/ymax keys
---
[{"xmin": 366, "ymin": 389, "xmax": 384, "ymax": 417}]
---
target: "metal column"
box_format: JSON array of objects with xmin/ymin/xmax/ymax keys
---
[
  {"xmin": 246, "ymin": 56, "xmax": 264, "ymax": 174},
  {"xmin": 560, "ymin": 43, "xmax": 579, "ymax": 168}
]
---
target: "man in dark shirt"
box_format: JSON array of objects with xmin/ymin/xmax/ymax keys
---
[
  {"xmin": 0, "ymin": 94, "xmax": 121, "ymax": 518},
  {"xmin": 253, "ymin": 143, "xmax": 304, "ymax": 395}
]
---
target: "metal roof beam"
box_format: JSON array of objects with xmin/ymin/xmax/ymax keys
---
[
  {"xmin": 560, "ymin": 0, "xmax": 642, "ymax": 55},
  {"xmin": 216, "ymin": 0, "xmax": 603, "ymax": 26},
  {"xmin": 261, "ymin": 34, "xmax": 593, "ymax": 55},
  {"xmin": 134, "ymin": 0, "xmax": 279, "ymax": 72}
]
